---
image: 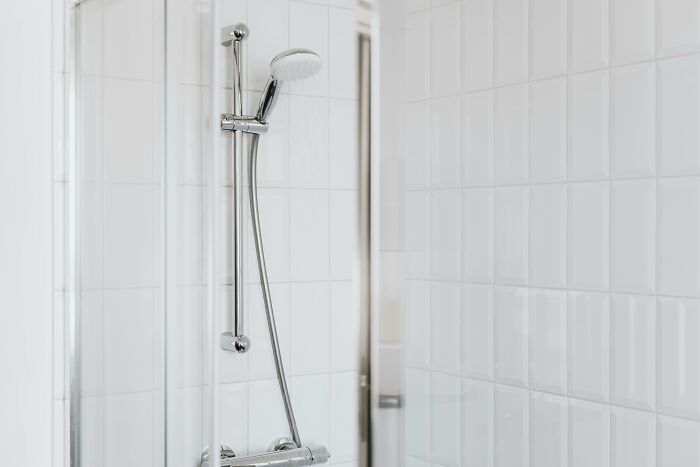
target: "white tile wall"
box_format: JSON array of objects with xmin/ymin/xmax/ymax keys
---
[{"xmin": 401, "ymin": 1, "xmax": 700, "ymax": 466}]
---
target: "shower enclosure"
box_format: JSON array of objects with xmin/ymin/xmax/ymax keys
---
[
  {"xmin": 70, "ymin": 0, "xmax": 362, "ymax": 465},
  {"xmin": 64, "ymin": 0, "xmax": 700, "ymax": 466}
]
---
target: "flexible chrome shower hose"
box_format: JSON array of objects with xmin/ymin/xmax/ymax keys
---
[{"xmin": 248, "ymin": 134, "xmax": 302, "ymax": 448}]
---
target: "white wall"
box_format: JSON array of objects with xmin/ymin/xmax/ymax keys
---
[
  {"xmin": 0, "ymin": 0, "xmax": 57, "ymax": 464},
  {"xmin": 402, "ymin": 0, "xmax": 700, "ymax": 466}
]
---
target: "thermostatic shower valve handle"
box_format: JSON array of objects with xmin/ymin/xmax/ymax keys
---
[{"xmin": 221, "ymin": 23, "xmax": 250, "ymax": 354}]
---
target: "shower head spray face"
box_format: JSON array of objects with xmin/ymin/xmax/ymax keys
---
[
  {"xmin": 270, "ymin": 48, "xmax": 322, "ymax": 81},
  {"xmin": 256, "ymin": 48, "xmax": 322, "ymax": 123}
]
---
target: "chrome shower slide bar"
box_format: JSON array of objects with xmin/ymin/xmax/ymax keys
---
[{"xmin": 220, "ymin": 23, "xmax": 251, "ymax": 355}]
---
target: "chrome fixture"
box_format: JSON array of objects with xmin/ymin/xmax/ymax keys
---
[
  {"xmin": 256, "ymin": 48, "xmax": 321, "ymax": 123},
  {"xmin": 217, "ymin": 23, "xmax": 328, "ymax": 467},
  {"xmin": 201, "ymin": 445, "xmax": 330, "ymax": 467},
  {"xmin": 220, "ymin": 23, "xmax": 250, "ymax": 355}
]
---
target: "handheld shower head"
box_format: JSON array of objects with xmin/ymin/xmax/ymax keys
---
[{"xmin": 256, "ymin": 48, "xmax": 322, "ymax": 123}]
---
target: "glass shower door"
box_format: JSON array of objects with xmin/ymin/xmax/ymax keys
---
[
  {"xmin": 72, "ymin": 1, "xmax": 363, "ymax": 466},
  {"xmin": 73, "ymin": 0, "xmax": 168, "ymax": 465}
]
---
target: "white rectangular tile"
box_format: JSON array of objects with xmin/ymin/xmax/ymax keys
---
[
  {"xmin": 289, "ymin": 1, "xmax": 329, "ymax": 96},
  {"xmin": 380, "ymin": 158, "xmax": 406, "ymax": 252},
  {"xmin": 462, "ymin": 0, "xmax": 494, "ymax": 91},
  {"xmin": 331, "ymin": 282, "xmax": 358, "ymax": 372},
  {"xmin": 530, "ymin": 0, "xmax": 567, "ymax": 79},
  {"xmin": 80, "ymin": 397, "xmax": 104, "ymax": 465},
  {"xmin": 255, "ymin": 189, "xmax": 290, "ymax": 283},
  {"xmin": 495, "ymin": 84, "xmax": 529, "ymax": 184},
  {"xmin": 431, "ymin": 190, "xmax": 461, "ymax": 281},
  {"xmin": 219, "ymin": 383, "xmax": 248, "ymax": 455},
  {"xmin": 403, "ymin": 11, "xmax": 431, "ymax": 101},
  {"xmin": 610, "ymin": 294, "xmax": 656, "ymax": 410},
  {"xmin": 80, "ymin": 291, "xmax": 104, "ymax": 396},
  {"xmin": 249, "ymin": 379, "xmax": 288, "ymax": 453},
  {"xmin": 431, "ymin": 2, "xmax": 461, "ymax": 97},
  {"xmin": 289, "ymin": 96, "xmax": 329, "ymax": 188},
  {"xmin": 405, "ymin": 369, "xmax": 431, "ymax": 459},
  {"xmin": 462, "ymin": 378, "xmax": 494, "ymax": 467},
  {"xmin": 568, "ymin": 399, "xmax": 611, "ymax": 467},
  {"xmin": 568, "ymin": 0, "xmax": 609, "ymax": 72},
  {"xmin": 610, "ymin": 0, "xmax": 654, "ymax": 65},
  {"xmin": 171, "ymin": 387, "xmax": 205, "ymax": 466},
  {"xmin": 529, "ymin": 184, "xmax": 567, "ymax": 288},
  {"xmin": 530, "ymin": 78, "xmax": 567, "ymax": 183},
  {"xmin": 406, "ymin": 281, "xmax": 431, "ymax": 369},
  {"xmin": 494, "ymin": 0, "xmax": 529, "ymax": 85},
  {"xmin": 462, "ymin": 284, "xmax": 494, "ymax": 380},
  {"xmin": 611, "ymin": 63, "xmax": 656, "ymax": 178},
  {"xmin": 329, "ymin": 7, "xmax": 358, "ymax": 99},
  {"xmin": 462, "ymin": 188, "xmax": 494, "ymax": 283},
  {"xmin": 611, "ymin": 180, "xmax": 655, "ymax": 293},
  {"xmin": 431, "ymin": 373, "xmax": 461, "ymax": 467},
  {"xmin": 78, "ymin": 0, "xmax": 104, "ymax": 76},
  {"xmin": 530, "ymin": 289, "xmax": 567, "ymax": 394},
  {"xmin": 103, "ymin": 185, "xmax": 156, "ymax": 288},
  {"xmin": 330, "ymin": 191, "xmax": 357, "ymax": 280},
  {"xmin": 431, "ymin": 282, "xmax": 461, "ymax": 374},
  {"xmin": 103, "ymin": 393, "xmax": 155, "ymax": 467},
  {"xmin": 176, "ymin": 85, "xmax": 203, "ymax": 185},
  {"xmin": 431, "ymin": 97, "xmax": 461, "ymax": 188},
  {"xmin": 657, "ymin": 56, "xmax": 700, "ymax": 176},
  {"xmin": 658, "ymin": 416, "xmax": 700, "ymax": 467},
  {"xmin": 462, "ymin": 90, "xmax": 494, "ymax": 186},
  {"xmin": 611, "ymin": 407, "xmax": 655, "ymax": 467},
  {"xmin": 531, "ymin": 392, "xmax": 568, "ymax": 467},
  {"xmin": 331, "ymin": 372, "xmax": 359, "ymax": 463},
  {"xmin": 290, "ymin": 375, "xmax": 330, "ymax": 447},
  {"xmin": 657, "ymin": 0, "xmax": 700, "ymax": 57},
  {"xmin": 567, "ymin": 182, "xmax": 610, "ymax": 290},
  {"xmin": 658, "ymin": 298, "xmax": 700, "ymax": 420},
  {"xmin": 329, "ymin": 99, "xmax": 358, "ymax": 189},
  {"xmin": 568, "ymin": 70, "xmax": 610, "ymax": 181},
  {"xmin": 290, "ymin": 282, "xmax": 330, "ymax": 375},
  {"xmin": 248, "ymin": 0, "xmax": 288, "ymax": 91},
  {"xmin": 103, "ymin": 79, "xmax": 154, "ymax": 184},
  {"xmin": 290, "ymin": 190, "xmax": 329, "ymax": 281},
  {"xmin": 173, "ymin": 287, "xmax": 204, "ymax": 387},
  {"xmin": 568, "ymin": 292, "xmax": 610, "ymax": 401},
  {"xmin": 495, "ymin": 384, "xmax": 529, "ymax": 467},
  {"xmin": 405, "ymin": 101, "xmax": 431, "ymax": 190},
  {"xmin": 495, "ymin": 186, "xmax": 529, "ymax": 285},
  {"xmin": 495, "ymin": 286, "xmax": 529, "ymax": 387},
  {"xmin": 78, "ymin": 75, "xmax": 104, "ymax": 184},
  {"xmin": 405, "ymin": 191, "xmax": 431, "ymax": 279},
  {"xmin": 103, "ymin": 0, "xmax": 154, "ymax": 80},
  {"xmin": 657, "ymin": 178, "xmax": 700, "ymax": 296}
]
